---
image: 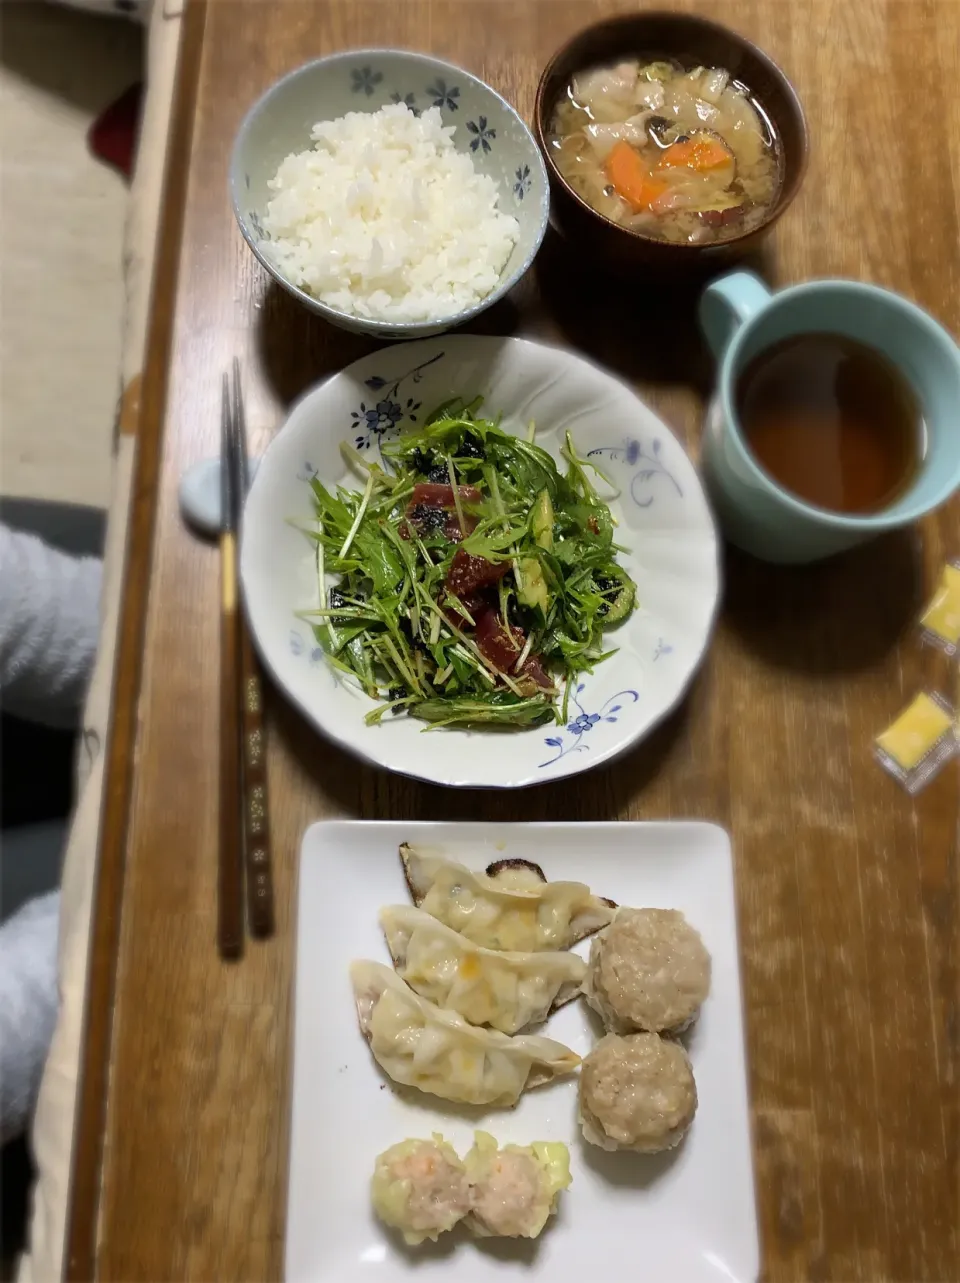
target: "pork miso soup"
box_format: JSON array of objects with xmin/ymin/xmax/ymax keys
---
[{"xmin": 549, "ymin": 58, "xmax": 782, "ymax": 245}]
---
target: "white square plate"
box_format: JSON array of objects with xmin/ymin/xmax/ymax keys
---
[{"xmin": 286, "ymin": 822, "xmax": 758, "ymax": 1283}]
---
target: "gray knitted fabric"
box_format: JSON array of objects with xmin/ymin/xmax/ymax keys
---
[
  {"xmin": 0, "ymin": 522, "xmax": 102, "ymax": 1141},
  {"xmin": 0, "ymin": 892, "xmax": 61, "ymax": 1144},
  {"xmin": 0, "ymin": 524, "xmax": 102, "ymax": 727}
]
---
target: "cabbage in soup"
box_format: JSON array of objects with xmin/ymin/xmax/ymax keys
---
[{"xmin": 549, "ymin": 59, "xmax": 782, "ymax": 245}]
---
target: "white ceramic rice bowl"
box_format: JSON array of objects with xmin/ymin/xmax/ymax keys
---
[{"xmin": 230, "ymin": 50, "xmax": 549, "ymax": 339}]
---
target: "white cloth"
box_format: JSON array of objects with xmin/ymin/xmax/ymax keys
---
[
  {"xmin": 0, "ymin": 525, "xmax": 102, "ymax": 728},
  {"xmin": 0, "ymin": 893, "xmax": 61, "ymax": 1146}
]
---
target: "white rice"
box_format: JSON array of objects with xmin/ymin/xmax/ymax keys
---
[{"xmin": 261, "ymin": 103, "xmax": 521, "ymax": 323}]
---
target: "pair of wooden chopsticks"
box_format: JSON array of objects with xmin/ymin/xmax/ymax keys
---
[{"xmin": 219, "ymin": 359, "xmax": 275, "ymax": 957}]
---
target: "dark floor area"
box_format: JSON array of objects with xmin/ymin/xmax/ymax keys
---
[
  {"xmin": 1, "ymin": 714, "xmax": 76, "ymax": 830},
  {"xmin": 1, "ymin": 1135, "xmax": 34, "ymax": 1272}
]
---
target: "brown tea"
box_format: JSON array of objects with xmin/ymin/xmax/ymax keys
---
[{"xmin": 736, "ymin": 333, "xmax": 922, "ymax": 513}]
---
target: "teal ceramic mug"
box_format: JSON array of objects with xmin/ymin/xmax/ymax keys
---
[{"xmin": 698, "ymin": 271, "xmax": 960, "ymax": 563}]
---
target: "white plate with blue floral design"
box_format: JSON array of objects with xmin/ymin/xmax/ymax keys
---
[{"xmin": 240, "ymin": 336, "xmax": 719, "ymax": 788}]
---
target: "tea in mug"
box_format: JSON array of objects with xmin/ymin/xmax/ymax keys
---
[{"xmin": 736, "ymin": 333, "xmax": 923, "ymax": 513}]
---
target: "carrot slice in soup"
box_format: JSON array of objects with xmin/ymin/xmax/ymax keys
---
[
  {"xmin": 604, "ymin": 140, "xmax": 668, "ymax": 212},
  {"xmin": 656, "ymin": 135, "xmax": 733, "ymax": 173}
]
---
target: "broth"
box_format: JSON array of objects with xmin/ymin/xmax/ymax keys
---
[
  {"xmin": 736, "ymin": 334, "xmax": 923, "ymax": 514},
  {"xmin": 549, "ymin": 58, "xmax": 782, "ymax": 246}
]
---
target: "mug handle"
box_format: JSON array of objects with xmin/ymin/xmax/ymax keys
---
[{"xmin": 699, "ymin": 271, "xmax": 772, "ymax": 357}]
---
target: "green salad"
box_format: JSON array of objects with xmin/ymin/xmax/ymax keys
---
[{"xmin": 302, "ymin": 398, "xmax": 637, "ymax": 728}]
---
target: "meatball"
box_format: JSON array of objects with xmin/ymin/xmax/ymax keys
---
[
  {"xmin": 371, "ymin": 1136, "xmax": 470, "ymax": 1244},
  {"xmin": 579, "ymin": 1032, "xmax": 697, "ymax": 1153},
  {"xmin": 584, "ymin": 907, "xmax": 711, "ymax": 1034}
]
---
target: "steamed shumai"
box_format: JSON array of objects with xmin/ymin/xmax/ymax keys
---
[
  {"xmin": 464, "ymin": 1131, "xmax": 571, "ymax": 1239},
  {"xmin": 371, "ymin": 1132, "xmax": 571, "ymax": 1244},
  {"xmin": 370, "ymin": 1135, "xmax": 470, "ymax": 1245},
  {"xmin": 579, "ymin": 1032, "xmax": 697, "ymax": 1153},
  {"xmin": 584, "ymin": 907, "xmax": 710, "ymax": 1035}
]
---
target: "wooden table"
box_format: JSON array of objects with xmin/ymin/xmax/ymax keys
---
[{"xmin": 67, "ymin": 1, "xmax": 960, "ymax": 1279}]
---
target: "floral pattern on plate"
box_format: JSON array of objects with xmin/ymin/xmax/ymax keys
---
[
  {"xmin": 587, "ymin": 439, "xmax": 682, "ymax": 508},
  {"xmin": 540, "ymin": 685, "xmax": 640, "ymax": 768},
  {"xmin": 350, "ymin": 352, "xmax": 443, "ymax": 448}
]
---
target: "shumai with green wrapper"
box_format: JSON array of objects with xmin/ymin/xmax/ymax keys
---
[
  {"xmin": 370, "ymin": 1131, "xmax": 571, "ymax": 1245},
  {"xmin": 300, "ymin": 396, "xmax": 636, "ymax": 729}
]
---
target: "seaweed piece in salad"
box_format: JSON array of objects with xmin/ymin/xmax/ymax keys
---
[{"xmin": 299, "ymin": 397, "xmax": 637, "ymax": 729}]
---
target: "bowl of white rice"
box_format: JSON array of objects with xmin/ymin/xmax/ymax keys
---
[{"xmin": 230, "ymin": 50, "xmax": 550, "ymax": 339}]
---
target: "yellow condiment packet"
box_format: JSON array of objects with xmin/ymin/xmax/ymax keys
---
[
  {"xmin": 919, "ymin": 562, "xmax": 960, "ymax": 654},
  {"xmin": 877, "ymin": 693, "xmax": 952, "ymax": 769},
  {"xmin": 875, "ymin": 691, "xmax": 957, "ymax": 793}
]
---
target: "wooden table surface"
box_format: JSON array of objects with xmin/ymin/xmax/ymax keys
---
[{"xmin": 66, "ymin": 1, "xmax": 960, "ymax": 1279}]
